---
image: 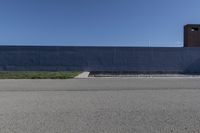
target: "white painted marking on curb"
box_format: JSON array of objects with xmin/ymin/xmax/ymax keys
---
[{"xmin": 75, "ymin": 72, "xmax": 90, "ymax": 78}]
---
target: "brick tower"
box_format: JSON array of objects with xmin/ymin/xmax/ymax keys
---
[{"xmin": 184, "ymin": 24, "xmax": 200, "ymax": 47}]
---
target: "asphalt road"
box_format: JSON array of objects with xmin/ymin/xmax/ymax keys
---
[{"xmin": 1, "ymin": 78, "xmax": 200, "ymax": 133}]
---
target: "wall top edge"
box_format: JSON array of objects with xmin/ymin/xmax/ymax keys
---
[{"xmin": 0, "ymin": 45, "xmax": 187, "ymax": 48}]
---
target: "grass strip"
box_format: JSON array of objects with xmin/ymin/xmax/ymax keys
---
[{"xmin": 0, "ymin": 71, "xmax": 81, "ymax": 79}]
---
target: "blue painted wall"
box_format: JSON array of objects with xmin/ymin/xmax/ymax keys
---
[{"xmin": 0, "ymin": 46, "xmax": 200, "ymax": 73}]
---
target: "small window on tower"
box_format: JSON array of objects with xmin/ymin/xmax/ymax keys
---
[{"xmin": 191, "ymin": 27, "xmax": 199, "ymax": 32}]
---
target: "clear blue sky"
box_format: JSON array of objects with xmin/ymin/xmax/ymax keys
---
[{"xmin": 0, "ymin": 0, "xmax": 199, "ymax": 46}]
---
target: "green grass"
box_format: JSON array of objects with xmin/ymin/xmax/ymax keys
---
[{"xmin": 0, "ymin": 71, "xmax": 81, "ymax": 79}]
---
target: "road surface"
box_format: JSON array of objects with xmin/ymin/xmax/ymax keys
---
[{"xmin": 0, "ymin": 78, "xmax": 200, "ymax": 133}]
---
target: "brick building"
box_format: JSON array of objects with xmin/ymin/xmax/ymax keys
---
[{"xmin": 184, "ymin": 24, "xmax": 200, "ymax": 47}]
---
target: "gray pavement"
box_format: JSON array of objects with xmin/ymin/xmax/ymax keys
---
[
  {"xmin": 1, "ymin": 78, "xmax": 200, "ymax": 132},
  {"xmin": 1, "ymin": 77, "xmax": 200, "ymax": 91}
]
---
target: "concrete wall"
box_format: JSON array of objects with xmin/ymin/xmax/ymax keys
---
[{"xmin": 0, "ymin": 46, "xmax": 200, "ymax": 73}]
